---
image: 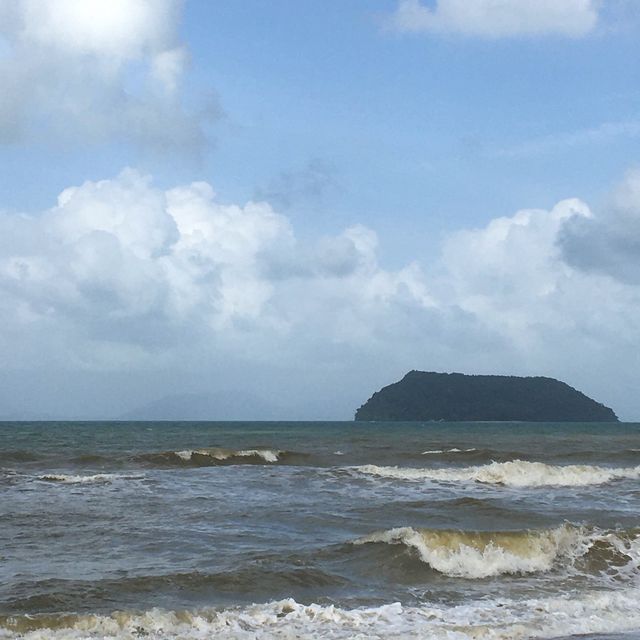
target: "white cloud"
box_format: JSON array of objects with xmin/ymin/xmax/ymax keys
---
[
  {"xmin": 151, "ymin": 47, "xmax": 189, "ymax": 95},
  {"xmin": 0, "ymin": 170, "xmax": 438, "ymax": 370},
  {"xmin": 441, "ymin": 198, "xmax": 593, "ymax": 346},
  {"xmin": 388, "ymin": 0, "xmax": 599, "ymax": 38},
  {"xmin": 16, "ymin": 0, "xmax": 177, "ymax": 59},
  {"xmin": 436, "ymin": 181, "xmax": 640, "ymax": 419},
  {"xmin": 2, "ymin": 168, "xmax": 640, "ymax": 418},
  {"xmin": 560, "ymin": 168, "xmax": 640, "ymax": 284},
  {"xmin": 0, "ymin": 0, "xmax": 205, "ymax": 149},
  {"xmin": 0, "ymin": 170, "xmax": 283, "ymax": 341}
]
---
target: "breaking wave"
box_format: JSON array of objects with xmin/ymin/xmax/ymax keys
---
[
  {"xmin": 4, "ymin": 587, "xmax": 640, "ymax": 639},
  {"xmin": 137, "ymin": 447, "xmax": 299, "ymax": 467},
  {"xmin": 421, "ymin": 448, "xmax": 477, "ymax": 455},
  {"xmin": 353, "ymin": 460, "xmax": 640, "ymax": 487},
  {"xmin": 36, "ymin": 473, "xmax": 143, "ymax": 485},
  {"xmin": 353, "ymin": 524, "xmax": 640, "ymax": 579}
]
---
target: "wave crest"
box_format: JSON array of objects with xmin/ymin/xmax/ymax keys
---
[
  {"xmin": 4, "ymin": 588, "xmax": 640, "ymax": 639},
  {"xmin": 37, "ymin": 473, "xmax": 142, "ymax": 484},
  {"xmin": 421, "ymin": 448, "xmax": 477, "ymax": 455},
  {"xmin": 138, "ymin": 447, "xmax": 292, "ymax": 467},
  {"xmin": 174, "ymin": 448, "xmax": 281, "ymax": 463},
  {"xmin": 354, "ymin": 524, "xmax": 597, "ymax": 578},
  {"xmin": 353, "ymin": 460, "xmax": 640, "ymax": 487}
]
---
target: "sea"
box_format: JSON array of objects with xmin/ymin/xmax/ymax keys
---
[{"xmin": 1, "ymin": 420, "xmax": 640, "ymax": 640}]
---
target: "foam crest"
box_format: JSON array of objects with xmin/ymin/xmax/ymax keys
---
[
  {"xmin": 354, "ymin": 460, "xmax": 640, "ymax": 487},
  {"xmin": 4, "ymin": 588, "xmax": 640, "ymax": 639},
  {"xmin": 174, "ymin": 448, "xmax": 281, "ymax": 463},
  {"xmin": 140, "ymin": 447, "xmax": 287, "ymax": 466},
  {"xmin": 421, "ymin": 448, "xmax": 477, "ymax": 454},
  {"xmin": 37, "ymin": 473, "xmax": 141, "ymax": 485},
  {"xmin": 354, "ymin": 524, "xmax": 592, "ymax": 578}
]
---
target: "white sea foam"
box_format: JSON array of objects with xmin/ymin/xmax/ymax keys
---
[
  {"xmin": 353, "ymin": 524, "xmax": 594, "ymax": 578},
  {"xmin": 421, "ymin": 448, "xmax": 477, "ymax": 455},
  {"xmin": 353, "ymin": 460, "xmax": 640, "ymax": 487},
  {"xmin": 174, "ymin": 448, "xmax": 281, "ymax": 463},
  {"xmin": 36, "ymin": 474, "xmax": 141, "ymax": 485},
  {"xmin": 4, "ymin": 587, "xmax": 640, "ymax": 639}
]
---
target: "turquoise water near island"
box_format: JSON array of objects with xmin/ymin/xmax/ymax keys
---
[{"xmin": 2, "ymin": 420, "xmax": 640, "ymax": 639}]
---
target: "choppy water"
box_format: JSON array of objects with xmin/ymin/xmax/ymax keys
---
[{"xmin": 1, "ymin": 421, "xmax": 639, "ymax": 639}]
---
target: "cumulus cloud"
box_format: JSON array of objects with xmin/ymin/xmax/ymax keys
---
[
  {"xmin": 387, "ymin": 0, "xmax": 599, "ymax": 38},
  {"xmin": 560, "ymin": 169, "xmax": 640, "ymax": 285},
  {"xmin": 2, "ymin": 168, "xmax": 640, "ymax": 418},
  {"xmin": 0, "ymin": 0, "xmax": 207, "ymax": 150},
  {"xmin": 0, "ymin": 169, "xmax": 440, "ymax": 373},
  {"xmin": 0, "ymin": 170, "xmax": 280, "ymax": 350},
  {"xmin": 439, "ymin": 198, "xmax": 593, "ymax": 360},
  {"xmin": 444, "ymin": 181, "xmax": 640, "ymax": 414}
]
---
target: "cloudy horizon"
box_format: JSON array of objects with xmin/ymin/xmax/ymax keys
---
[{"xmin": 1, "ymin": 0, "xmax": 638, "ymax": 420}]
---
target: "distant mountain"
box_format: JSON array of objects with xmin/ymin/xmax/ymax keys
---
[
  {"xmin": 0, "ymin": 408, "xmax": 59, "ymax": 421},
  {"xmin": 355, "ymin": 371, "xmax": 618, "ymax": 422},
  {"xmin": 121, "ymin": 391, "xmax": 285, "ymax": 421}
]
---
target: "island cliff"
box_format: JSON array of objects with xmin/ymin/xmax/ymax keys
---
[{"xmin": 355, "ymin": 371, "xmax": 618, "ymax": 422}]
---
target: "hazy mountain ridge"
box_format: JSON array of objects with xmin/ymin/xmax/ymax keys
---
[{"xmin": 121, "ymin": 391, "xmax": 285, "ymax": 421}]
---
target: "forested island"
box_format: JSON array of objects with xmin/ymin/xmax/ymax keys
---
[{"xmin": 355, "ymin": 371, "xmax": 618, "ymax": 422}]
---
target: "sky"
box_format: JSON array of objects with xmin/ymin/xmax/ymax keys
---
[{"xmin": 1, "ymin": 0, "xmax": 639, "ymax": 420}]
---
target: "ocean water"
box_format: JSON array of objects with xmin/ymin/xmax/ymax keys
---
[{"xmin": 1, "ymin": 420, "xmax": 640, "ymax": 639}]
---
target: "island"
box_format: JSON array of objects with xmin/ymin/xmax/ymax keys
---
[{"xmin": 355, "ymin": 371, "xmax": 618, "ymax": 422}]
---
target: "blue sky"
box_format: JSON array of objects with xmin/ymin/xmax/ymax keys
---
[{"xmin": 1, "ymin": 0, "xmax": 639, "ymax": 419}]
